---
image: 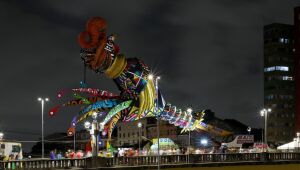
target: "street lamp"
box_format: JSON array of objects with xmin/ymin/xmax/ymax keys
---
[
  {"xmin": 84, "ymin": 112, "xmax": 100, "ymax": 157},
  {"xmin": 260, "ymin": 108, "xmax": 271, "ymax": 149},
  {"xmin": 38, "ymin": 97, "xmax": 49, "ymax": 158},
  {"xmin": 0, "ymin": 132, "xmax": 4, "ymax": 140},
  {"xmin": 200, "ymin": 139, "xmax": 208, "ymax": 147},
  {"xmin": 187, "ymin": 108, "xmax": 192, "ymax": 163},
  {"xmin": 138, "ymin": 122, "xmax": 142, "ymax": 154},
  {"xmin": 148, "ymin": 74, "xmax": 161, "ymax": 170},
  {"xmin": 247, "ymin": 126, "xmax": 251, "ymax": 135},
  {"xmin": 84, "ymin": 121, "xmax": 91, "ymax": 129}
]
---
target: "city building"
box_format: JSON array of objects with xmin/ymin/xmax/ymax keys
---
[
  {"xmin": 294, "ymin": 7, "xmax": 300, "ymax": 133},
  {"xmin": 264, "ymin": 23, "xmax": 295, "ymax": 144},
  {"xmin": 146, "ymin": 118, "xmax": 178, "ymax": 142},
  {"xmin": 116, "ymin": 118, "xmax": 147, "ymax": 147},
  {"xmin": 116, "ymin": 117, "xmax": 178, "ymax": 147}
]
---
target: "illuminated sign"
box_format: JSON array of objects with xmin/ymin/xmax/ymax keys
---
[{"xmin": 236, "ymin": 135, "xmax": 254, "ymax": 144}]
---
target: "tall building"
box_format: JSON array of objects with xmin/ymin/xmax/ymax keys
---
[
  {"xmin": 264, "ymin": 23, "xmax": 295, "ymax": 144},
  {"xmin": 294, "ymin": 7, "xmax": 300, "ymax": 133}
]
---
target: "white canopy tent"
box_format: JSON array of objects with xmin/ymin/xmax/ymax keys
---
[
  {"xmin": 277, "ymin": 141, "xmax": 300, "ymax": 150},
  {"xmin": 277, "ymin": 133, "xmax": 300, "ymax": 150}
]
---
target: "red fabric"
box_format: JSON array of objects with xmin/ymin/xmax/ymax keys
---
[
  {"xmin": 78, "ymin": 17, "xmax": 107, "ymax": 49},
  {"xmin": 85, "ymin": 141, "xmax": 92, "ymax": 153},
  {"xmin": 69, "ymin": 151, "xmax": 75, "ymax": 159}
]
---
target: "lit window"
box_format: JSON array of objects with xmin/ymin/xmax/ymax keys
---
[
  {"xmin": 282, "ymin": 76, "xmax": 293, "ymax": 81},
  {"xmin": 279, "ymin": 38, "xmax": 289, "ymax": 44},
  {"xmin": 284, "ymin": 39, "xmax": 289, "ymax": 43},
  {"xmin": 275, "ymin": 66, "xmax": 288, "ymax": 71},
  {"xmin": 279, "ymin": 38, "xmax": 284, "ymax": 43},
  {"xmin": 265, "ymin": 94, "xmax": 274, "ymax": 100},
  {"xmin": 264, "ymin": 66, "xmax": 289, "ymax": 72},
  {"xmin": 264, "ymin": 66, "xmax": 275, "ymax": 72}
]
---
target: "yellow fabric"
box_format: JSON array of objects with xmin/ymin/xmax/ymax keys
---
[
  {"xmin": 105, "ymin": 54, "xmax": 127, "ymax": 79},
  {"xmin": 107, "ymin": 112, "xmax": 121, "ymax": 139},
  {"xmin": 137, "ymin": 90, "xmax": 145, "ymax": 118},
  {"xmin": 76, "ymin": 110, "xmax": 94, "ymax": 123},
  {"xmin": 136, "ymin": 80, "xmax": 156, "ymax": 119}
]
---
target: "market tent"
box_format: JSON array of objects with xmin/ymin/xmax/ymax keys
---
[
  {"xmin": 146, "ymin": 138, "xmax": 179, "ymax": 154},
  {"xmin": 277, "ymin": 140, "xmax": 300, "ymax": 150}
]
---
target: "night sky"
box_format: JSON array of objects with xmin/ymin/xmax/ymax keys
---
[{"xmin": 0, "ymin": 0, "xmax": 299, "ymax": 151}]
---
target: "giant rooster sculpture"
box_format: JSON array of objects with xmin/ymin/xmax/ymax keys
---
[{"xmin": 49, "ymin": 17, "xmax": 232, "ymax": 146}]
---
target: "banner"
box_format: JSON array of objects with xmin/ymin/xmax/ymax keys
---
[
  {"xmin": 101, "ymin": 100, "xmax": 132, "ymax": 126},
  {"xmin": 236, "ymin": 135, "xmax": 254, "ymax": 144},
  {"xmin": 78, "ymin": 99, "xmax": 118, "ymax": 115}
]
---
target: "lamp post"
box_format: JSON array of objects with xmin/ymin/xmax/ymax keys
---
[
  {"xmin": 0, "ymin": 132, "xmax": 4, "ymax": 141},
  {"xmin": 84, "ymin": 112, "xmax": 100, "ymax": 157},
  {"xmin": 247, "ymin": 126, "xmax": 251, "ymax": 135},
  {"xmin": 74, "ymin": 125, "xmax": 76, "ymax": 152},
  {"xmin": 84, "ymin": 121, "xmax": 96, "ymax": 156},
  {"xmin": 138, "ymin": 122, "xmax": 142, "ymax": 154},
  {"xmin": 297, "ymin": 132, "xmax": 300, "ymax": 152},
  {"xmin": 38, "ymin": 97, "xmax": 49, "ymax": 158},
  {"xmin": 187, "ymin": 108, "xmax": 192, "ymax": 163},
  {"xmin": 260, "ymin": 108, "xmax": 271, "ymax": 150},
  {"xmin": 148, "ymin": 74, "xmax": 160, "ymax": 170}
]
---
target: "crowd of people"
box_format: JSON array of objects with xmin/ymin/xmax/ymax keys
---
[
  {"xmin": 49, "ymin": 149, "xmax": 84, "ymax": 160},
  {"xmin": 46, "ymin": 146, "xmax": 227, "ymax": 159},
  {"xmin": 1, "ymin": 152, "xmax": 22, "ymax": 161}
]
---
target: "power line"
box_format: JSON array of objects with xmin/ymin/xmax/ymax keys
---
[{"xmin": 2, "ymin": 130, "xmax": 40, "ymax": 136}]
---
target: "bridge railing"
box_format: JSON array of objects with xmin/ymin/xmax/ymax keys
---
[
  {"xmin": 1, "ymin": 152, "xmax": 300, "ymax": 169},
  {"xmin": 0, "ymin": 158, "xmax": 86, "ymax": 170}
]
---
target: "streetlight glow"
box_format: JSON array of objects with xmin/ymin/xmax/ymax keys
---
[
  {"xmin": 38, "ymin": 97, "xmax": 42, "ymax": 101},
  {"xmin": 260, "ymin": 110, "xmax": 264, "ymax": 116},
  {"xmin": 148, "ymin": 74, "xmax": 154, "ymax": 80},
  {"xmin": 45, "ymin": 98, "xmax": 49, "ymax": 101},
  {"xmin": 0, "ymin": 132, "xmax": 4, "ymax": 140},
  {"xmin": 138, "ymin": 122, "xmax": 142, "ymax": 128},
  {"xmin": 200, "ymin": 139, "xmax": 208, "ymax": 145},
  {"xmin": 247, "ymin": 126, "xmax": 251, "ymax": 135},
  {"xmin": 92, "ymin": 111, "xmax": 98, "ymax": 119},
  {"xmin": 84, "ymin": 121, "xmax": 91, "ymax": 129}
]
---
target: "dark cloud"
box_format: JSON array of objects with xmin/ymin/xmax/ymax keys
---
[{"xmin": 0, "ymin": 0, "xmax": 298, "ymax": 151}]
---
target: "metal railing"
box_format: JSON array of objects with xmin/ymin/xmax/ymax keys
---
[
  {"xmin": 0, "ymin": 158, "xmax": 86, "ymax": 169},
  {"xmin": 1, "ymin": 152, "xmax": 300, "ymax": 169}
]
